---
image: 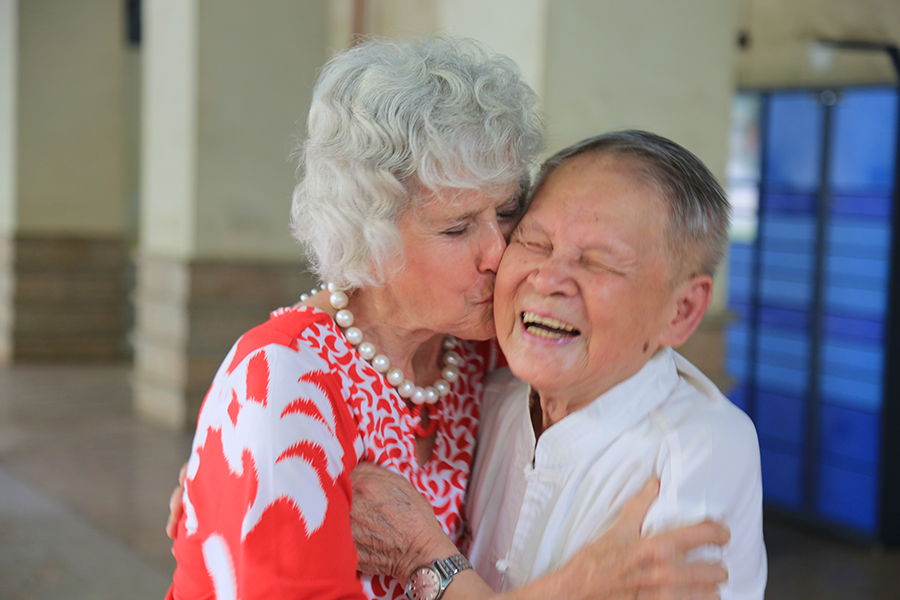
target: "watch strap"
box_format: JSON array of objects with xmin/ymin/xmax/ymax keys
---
[{"xmin": 432, "ymin": 553, "xmax": 472, "ymax": 581}]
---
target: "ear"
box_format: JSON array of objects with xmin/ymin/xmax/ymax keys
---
[{"xmin": 658, "ymin": 274, "xmax": 713, "ymax": 348}]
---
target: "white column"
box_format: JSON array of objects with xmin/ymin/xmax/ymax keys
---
[
  {"xmin": 0, "ymin": 0, "xmax": 16, "ymax": 240},
  {"xmin": 0, "ymin": 0, "xmax": 17, "ymax": 363},
  {"xmin": 135, "ymin": 0, "xmax": 329, "ymax": 427}
]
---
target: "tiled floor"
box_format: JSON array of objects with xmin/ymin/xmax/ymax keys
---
[
  {"xmin": 0, "ymin": 363, "xmax": 192, "ymax": 599},
  {"xmin": 0, "ymin": 363, "xmax": 898, "ymax": 599}
]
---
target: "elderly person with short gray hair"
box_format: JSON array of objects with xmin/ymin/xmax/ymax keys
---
[
  {"xmin": 352, "ymin": 131, "xmax": 767, "ymax": 600},
  {"xmin": 166, "ymin": 37, "xmax": 730, "ymax": 600}
]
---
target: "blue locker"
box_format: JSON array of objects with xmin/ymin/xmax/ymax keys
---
[{"xmin": 725, "ymin": 86, "xmax": 900, "ymax": 544}]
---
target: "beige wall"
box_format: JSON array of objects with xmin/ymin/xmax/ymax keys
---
[
  {"xmin": 435, "ymin": 0, "xmax": 547, "ymax": 100},
  {"xmin": 194, "ymin": 0, "xmax": 328, "ymax": 261},
  {"xmin": 542, "ymin": 0, "xmax": 739, "ymax": 180},
  {"xmin": 16, "ymin": 0, "xmax": 129, "ymax": 236},
  {"xmin": 0, "ymin": 0, "xmax": 16, "ymax": 237},
  {"xmin": 738, "ymin": 0, "xmax": 900, "ymax": 88}
]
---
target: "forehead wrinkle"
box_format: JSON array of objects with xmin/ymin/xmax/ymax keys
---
[{"xmin": 417, "ymin": 183, "xmax": 521, "ymax": 226}]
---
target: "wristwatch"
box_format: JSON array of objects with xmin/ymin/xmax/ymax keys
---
[{"xmin": 405, "ymin": 553, "xmax": 472, "ymax": 600}]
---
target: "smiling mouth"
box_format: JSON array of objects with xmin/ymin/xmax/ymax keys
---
[{"xmin": 521, "ymin": 311, "xmax": 581, "ymax": 339}]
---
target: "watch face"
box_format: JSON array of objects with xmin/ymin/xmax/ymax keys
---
[{"xmin": 407, "ymin": 566, "xmax": 442, "ymax": 600}]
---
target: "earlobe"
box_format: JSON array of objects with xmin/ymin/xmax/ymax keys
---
[{"xmin": 659, "ymin": 275, "xmax": 713, "ymax": 348}]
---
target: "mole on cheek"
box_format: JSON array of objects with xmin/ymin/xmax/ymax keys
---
[{"xmin": 643, "ymin": 341, "xmax": 649, "ymax": 352}]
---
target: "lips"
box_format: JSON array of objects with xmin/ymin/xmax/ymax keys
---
[{"xmin": 521, "ymin": 311, "xmax": 580, "ymax": 339}]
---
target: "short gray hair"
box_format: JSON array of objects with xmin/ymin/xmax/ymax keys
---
[
  {"xmin": 531, "ymin": 130, "xmax": 731, "ymax": 280},
  {"xmin": 291, "ymin": 36, "xmax": 543, "ymax": 289}
]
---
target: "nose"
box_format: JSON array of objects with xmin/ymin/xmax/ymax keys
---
[
  {"xmin": 529, "ymin": 254, "xmax": 576, "ymax": 296},
  {"xmin": 478, "ymin": 218, "xmax": 507, "ymax": 273}
]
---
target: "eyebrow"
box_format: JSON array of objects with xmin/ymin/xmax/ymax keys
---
[{"xmin": 442, "ymin": 194, "xmax": 521, "ymax": 223}]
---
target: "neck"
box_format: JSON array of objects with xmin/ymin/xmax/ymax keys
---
[
  {"xmin": 310, "ymin": 286, "xmax": 444, "ymax": 385},
  {"xmin": 530, "ymin": 389, "xmax": 596, "ymax": 439},
  {"xmin": 529, "ymin": 352, "xmax": 663, "ymax": 439}
]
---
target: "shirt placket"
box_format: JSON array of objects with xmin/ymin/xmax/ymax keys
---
[{"xmin": 500, "ymin": 458, "xmax": 567, "ymax": 589}]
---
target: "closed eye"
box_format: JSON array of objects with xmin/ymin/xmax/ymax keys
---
[
  {"xmin": 497, "ymin": 200, "xmax": 523, "ymax": 222},
  {"xmin": 516, "ymin": 238, "xmax": 551, "ymax": 254},
  {"xmin": 441, "ymin": 225, "xmax": 468, "ymax": 237},
  {"xmin": 581, "ymin": 258, "xmax": 625, "ymax": 275}
]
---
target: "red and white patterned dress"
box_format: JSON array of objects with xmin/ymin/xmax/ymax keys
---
[{"xmin": 167, "ymin": 305, "xmax": 501, "ymax": 600}]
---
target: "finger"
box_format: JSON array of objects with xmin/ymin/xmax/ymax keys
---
[
  {"xmin": 680, "ymin": 581, "xmax": 721, "ymax": 600},
  {"xmin": 678, "ymin": 560, "xmax": 728, "ymax": 586},
  {"xmin": 665, "ymin": 520, "xmax": 731, "ymax": 555},
  {"xmin": 617, "ymin": 475, "xmax": 660, "ymax": 535},
  {"xmin": 166, "ymin": 486, "xmax": 184, "ymax": 539},
  {"xmin": 178, "ymin": 461, "xmax": 188, "ymax": 485}
]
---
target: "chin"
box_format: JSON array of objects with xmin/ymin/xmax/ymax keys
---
[
  {"xmin": 462, "ymin": 323, "xmax": 496, "ymax": 341},
  {"xmin": 450, "ymin": 316, "xmax": 496, "ymax": 342}
]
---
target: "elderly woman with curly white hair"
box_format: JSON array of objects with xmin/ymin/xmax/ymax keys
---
[{"xmin": 166, "ymin": 37, "xmax": 728, "ymax": 600}]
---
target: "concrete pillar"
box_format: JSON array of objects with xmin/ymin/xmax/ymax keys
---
[
  {"xmin": 0, "ymin": 0, "xmax": 18, "ymax": 363},
  {"xmin": 0, "ymin": 0, "xmax": 134, "ymax": 363},
  {"xmin": 134, "ymin": 0, "xmax": 328, "ymax": 428}
]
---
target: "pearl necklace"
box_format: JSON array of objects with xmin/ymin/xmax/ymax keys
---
[{"xmin": 301, "ymin": 283, "xmax": 464, "ymax": 407}]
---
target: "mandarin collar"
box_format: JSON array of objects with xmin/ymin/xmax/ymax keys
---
[{"xmin": 527, "ymin": 347, "xmax": 679, "ymax": 469}]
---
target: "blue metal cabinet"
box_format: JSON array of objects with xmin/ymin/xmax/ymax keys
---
[{"xmin": 726, "ymin": 87, "xmax": 900, "ymax": 544}]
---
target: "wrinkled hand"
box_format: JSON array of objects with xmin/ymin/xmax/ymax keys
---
[
  {"xmin": 166, "ymin": 462, "xmax": 188, "ymax": 540},
  {"xmin": 350, "ymin": 462, "xmax": 458, "ymax": 581},
  {"xmin": 547, "ymin": 477, "xmax": 730, "ymax": 600}
]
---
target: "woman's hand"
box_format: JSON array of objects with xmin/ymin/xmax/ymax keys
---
[
  {"xmin": 165, "ymin": 462, "xmax": 188, "ymax": 540},
  {"xmin": 349, "ymin": 462, "xmax": 459, "ymax": 581}
]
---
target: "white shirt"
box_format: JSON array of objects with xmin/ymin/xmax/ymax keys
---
[{"xmin": 466, "ymin": 347, "xmax": 767, "ymax": 599}]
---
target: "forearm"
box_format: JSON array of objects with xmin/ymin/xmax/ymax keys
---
[
  {"xmin": 442, "ymin": 552, "xmax": 618, "ymax": 600},
  {"xmin": 441, "ymin": 568, "xmax": 581, "ymax": 600},
  {"xmin": 404, "ymin": 536, "xmax": 603, "ymax": 600}
]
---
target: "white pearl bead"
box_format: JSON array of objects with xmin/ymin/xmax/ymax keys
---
[
  {"xmin": 328, "ymin": 301, "xmax": 467, "ymax": 409},
  {"xmin": 330, "ymin": 291, "xmax": 349, "ymax": 310},
  {"xmin": 344, "ymin": 327, "xmax": 363, "ymax": 345},
  {"xmin": 434, "ymin": 379, "xmax": 450, "ymax": 396},
  {"xmin": 412, "ymin": 387, "xmax": 427, "ymax": 405},
  {"xmin": 319, "ymin": 282, "xmax": 327, "ymax": 290},
  {"xmin": 424, "ymin": 387, "xmax": 439, "ymax": 404},
  {"xmin": 387, "ymin": 368, "xmax": 405, "ymax": 387},
  {"xmin": 442, "ymin": 365, "xmax": 460, "ymax": 382},
  {"xmin": 327, "ymin": 282, "xmax": 340, "ymax": 293},
  {"xmin": 372, "ymin": 354, "xmax": 390, "ymax": 373},
  {"xmin": 300, "ymin": 294, "xmax": 309, "ymax": 302},
  {"xmin": 358, "ymin": 342, "xmax": 376, "ymax": 360},
  {"xmin": 398, "ymin": 380, "xmax": 416, "ymax": 398},
  {"xmin": 443, "ymin": 350, "xmax": 462, "ymax": 367},
  {"xmin": 335, "ymin": 309, "xmax": 354, "ymax": 328}
]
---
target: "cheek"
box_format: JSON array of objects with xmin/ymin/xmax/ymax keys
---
[{"xmin": 497, "ymin": 246, "xmax": 528, "ymax": 286}]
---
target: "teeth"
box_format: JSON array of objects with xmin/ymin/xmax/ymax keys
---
[
  {"xmin": 525, "ymin": 325, "xmax": 568, "ymax": 339},
  {"xmin": 522, "ymin": 311, "xmax": 576, "ymax": 333}
]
